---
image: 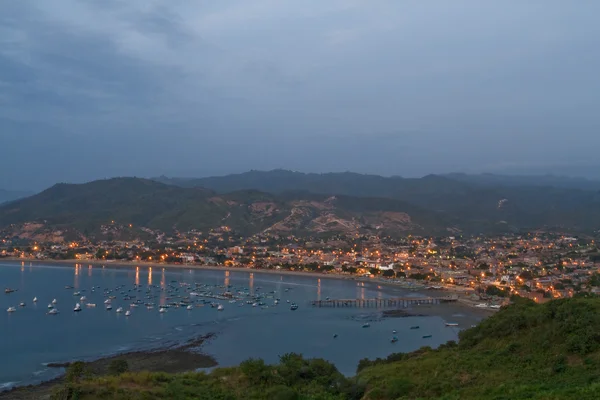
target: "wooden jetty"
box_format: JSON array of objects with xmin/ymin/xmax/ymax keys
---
[{"xmin": 309, "ymin": 295, "xmax": 458, "ymax": 308}]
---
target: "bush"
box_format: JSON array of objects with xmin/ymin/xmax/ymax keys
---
[
  {"xmin": 108, "ymin": 359, "xmax": 129, "ymax": 376},
  {"xmin": 265, "ymin": 385, "xmax": 298, "ymax": 400},
  {"xmin": 65, "ymin": 361, "xmax": 88, "ymax": 383}
]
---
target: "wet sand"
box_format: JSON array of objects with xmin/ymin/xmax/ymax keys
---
[{"xmin": 0, "ymin": 334, "xmax": 216, "ymax": 400}]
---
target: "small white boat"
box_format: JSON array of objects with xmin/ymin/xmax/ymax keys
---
[
  {"xmin": 104, "ymin": 299, "xmax": 111, "ymax": 304},
  {"xmin": 217, "ymin": 304, "xmax": 224, "ymax": 311},
  {"xmin": 73, "ymin": 292, "xmax": 80, "ymax": 296},
  {"xmin": 6, "ymin": 307, "xmax": 16, "ymax": 313},
  {"xmin": 51, "ymin": 299, "xmax": 57, "ymax": 305},
  {"xmin": 106, "ymin": 304, "xmax": 113, "ymax": 310},
  {"xmin": 48, "ymin": 308, "xmax": 59, "ymax": 315},
  {"xmin": 159, "ymin": 307, "xmax": 167, "ymax": 313},
  {"xmin": 80, "ymin": 296, "xmax": 87, "ymax": 302},
  {"xmin": 186, "ymin": 305, "xmax": 193, "ymax": 310},
  {"xmin": 274, "ymin": 300, "xmax": 279, "ymax": 305},
  {"xmin": 116, "ymin": 307, "xmax": 123, "ymax": 313},
  {"xmin": 74, "ymin": 303, "xmax": 82, "ymax": 312},
  {"xmin": 33, "ymin": 297, "xmax": 38, "ymax": 303},
  {"xmin": 392, "ymin": 330, "xmax": 397, "ymax": 334},
  {"xmin": 19, "ymin": 302, "xmax": 26, "ymax": 307},
  {"xmin": 47, "ymin": 303, "xmax": 54, "ymax": 309},
  {"xmin": 86, "ymin": 303, "xmax": 96, "ymax": 307},
  {"xmin": 490, "ymin": 304, "xmax": 501, "ymax": 309},
  {"xmin": 445, "ymin": 323, "xmax": 459, "ymax": 327},
  {"xmin": 130, "ymin": 303, "xmax": 139, "ymax": 308},
  {"xmin": 147, "ymin": 305, "xmax": 154, "ymax": 309},
  {"xmin": 252, "ymin": 303, "xmax": 258, "ymax": 307},
  {"xmin": 125, "ymin": 310, "xmax": 131, "ymax": 316}
]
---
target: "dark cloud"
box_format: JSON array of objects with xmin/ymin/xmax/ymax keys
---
[{"xmin": 1, "ymin": 1, "xmax": 600, "ymax": 190}]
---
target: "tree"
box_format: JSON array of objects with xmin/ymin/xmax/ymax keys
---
[{"xmin": 382, "ymin": 269, "xmax": 395, "ymax": 278}]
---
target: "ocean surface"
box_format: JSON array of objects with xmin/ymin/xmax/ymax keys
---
[{"xmin": 0, "ymin": 261, "xmax": 483, "ymax": 390}]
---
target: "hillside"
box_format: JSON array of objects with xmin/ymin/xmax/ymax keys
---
[
  {"xmin": 155, "ymin": 170, "xmax": 600, "ymax": 233},
  {"xmin": 37, "ymin": 297, "xmax": 600, "ymax": 399},
  {"xmin": 0, "ymin": 178, "xmax": 453, "ymax": 240}
]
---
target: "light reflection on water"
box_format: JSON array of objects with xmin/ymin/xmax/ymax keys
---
[{"xmin": 0, "ymin": 261, "xmax": 482, "ymax": 389}]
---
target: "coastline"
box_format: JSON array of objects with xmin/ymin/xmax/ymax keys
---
[
  {"xmin": 0, "ymin": 257, "xmax": 495, "ymax": 311},
  {"xmin": 0, "ymin": 334, "xmax": 217, "ymax": 400}
]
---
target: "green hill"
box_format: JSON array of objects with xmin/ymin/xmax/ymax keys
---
[
  {"xmin": 155, "ymin": 170, "xmax": 600, "ymax": 233},
  {"xmin": 0, "ymin": 178, "xmax": 454, "ymax": 238},
  {"xmin": 44, "ymin": 297, "xmax": 600, "ymax": 399}
]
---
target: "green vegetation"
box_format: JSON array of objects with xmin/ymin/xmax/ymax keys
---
[{"xmin": 50, "ymin": 297, "xmax": 600, "ymax": 399}]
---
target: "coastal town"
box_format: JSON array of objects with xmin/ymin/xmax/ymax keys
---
[{"xmin": 2, "ymin": 223, "xmax": 599, "ymax": 305}]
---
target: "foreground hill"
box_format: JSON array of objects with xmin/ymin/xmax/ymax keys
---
[
  {"xmin": 40, "ymin": 297, "xmax": 600, "ymax": 399},
  {"xmin": 0, "ymin": 178, "xmax": 454, "ymax": 239},
  {"xmin": 155, "ymin": 170, "xmax": 600, "ymax": 233}
]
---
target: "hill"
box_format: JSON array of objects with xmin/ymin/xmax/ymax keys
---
[
  {"xmin": 155, "ymin": 170, "xmax": 600, "ymax": 233},
  {"xmin": 0, "ymin": 178, "xmax": 454, "ymax": 239},
  {"xmin": 35, "ymin": 297, "xmax": 600, "ymax": 399}
]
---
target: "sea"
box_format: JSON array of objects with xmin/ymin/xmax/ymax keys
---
[{"xmin": 0, "ymin": 261, "xmax": 484, "ymax": 390}]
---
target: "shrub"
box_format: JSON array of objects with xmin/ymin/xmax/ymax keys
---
[{"xmin": 108, "ymin": 359, "xmax": 129, "ymax": 376}]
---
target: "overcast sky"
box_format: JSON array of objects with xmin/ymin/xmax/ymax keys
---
[{"xmin": 2, "ymin": 1, "xmax": 600, "ymax": 190}]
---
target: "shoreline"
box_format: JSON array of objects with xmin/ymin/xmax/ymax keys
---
[
  {"xmin": 0, "ymin": 334, "xmax": 217, "ymax": 399},
  {"xmin": 0, "ymin": 257, "xmax": 497, "ymax": 311}
]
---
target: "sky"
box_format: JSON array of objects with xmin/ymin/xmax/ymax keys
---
[{"xmin": 2, "ymin": 1, "xmax": 600, "ymax": 191}]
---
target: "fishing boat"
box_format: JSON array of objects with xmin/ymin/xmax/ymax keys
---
[
  {"xmin": 290, "ymin": 303, "xmax": 299, "ymax": 311},
  {"xmin": 410, "ymin": 326, "xmax": 420, "ymax": 330},
  {"xmin": 362, "ymin": 323, "xmax": 370, "ymax": 328},
  {"xmin": 6, "ymin": 307, "xmax": 16, "ymax": 313},
  {"xmin": 5, "ymin": 288, "xmax": 16, "ymax": 294},
  {"xmin": 445, "ymin": 323, "xmax": 459, "ymax": 327},
  {"xmin": 48, "ymin": 308, "xmax": 59, "ymax": 315},
  {"xmin": 422, "ymin": 335, "xmax": 432, "ymax": 339},
  {"xmin": 74, "ymin": 303, "xmax": 82, "ymax": 312}
]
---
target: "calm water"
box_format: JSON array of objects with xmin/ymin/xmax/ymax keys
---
[{"xmin": 0, "ymin": 261, "xmax": 479, "ymax": 389}]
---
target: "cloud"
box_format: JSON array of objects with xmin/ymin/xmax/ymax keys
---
[{"xmin": 1, "ymin": 0, "xmax": 600, "ymax": 189}]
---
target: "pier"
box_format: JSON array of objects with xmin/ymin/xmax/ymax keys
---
[{"xmin": 309, "ymin": 295, "xmax": 458, "ymax": 308}]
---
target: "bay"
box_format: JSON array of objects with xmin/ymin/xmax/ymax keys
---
[{"xmin": 0, "ymin": 261, "xmax": 482, "ymax": 390}]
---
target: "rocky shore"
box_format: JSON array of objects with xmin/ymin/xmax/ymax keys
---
[{"xmin": 0, "ymin": 334, "xmax": 216, "ymax": 400}]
